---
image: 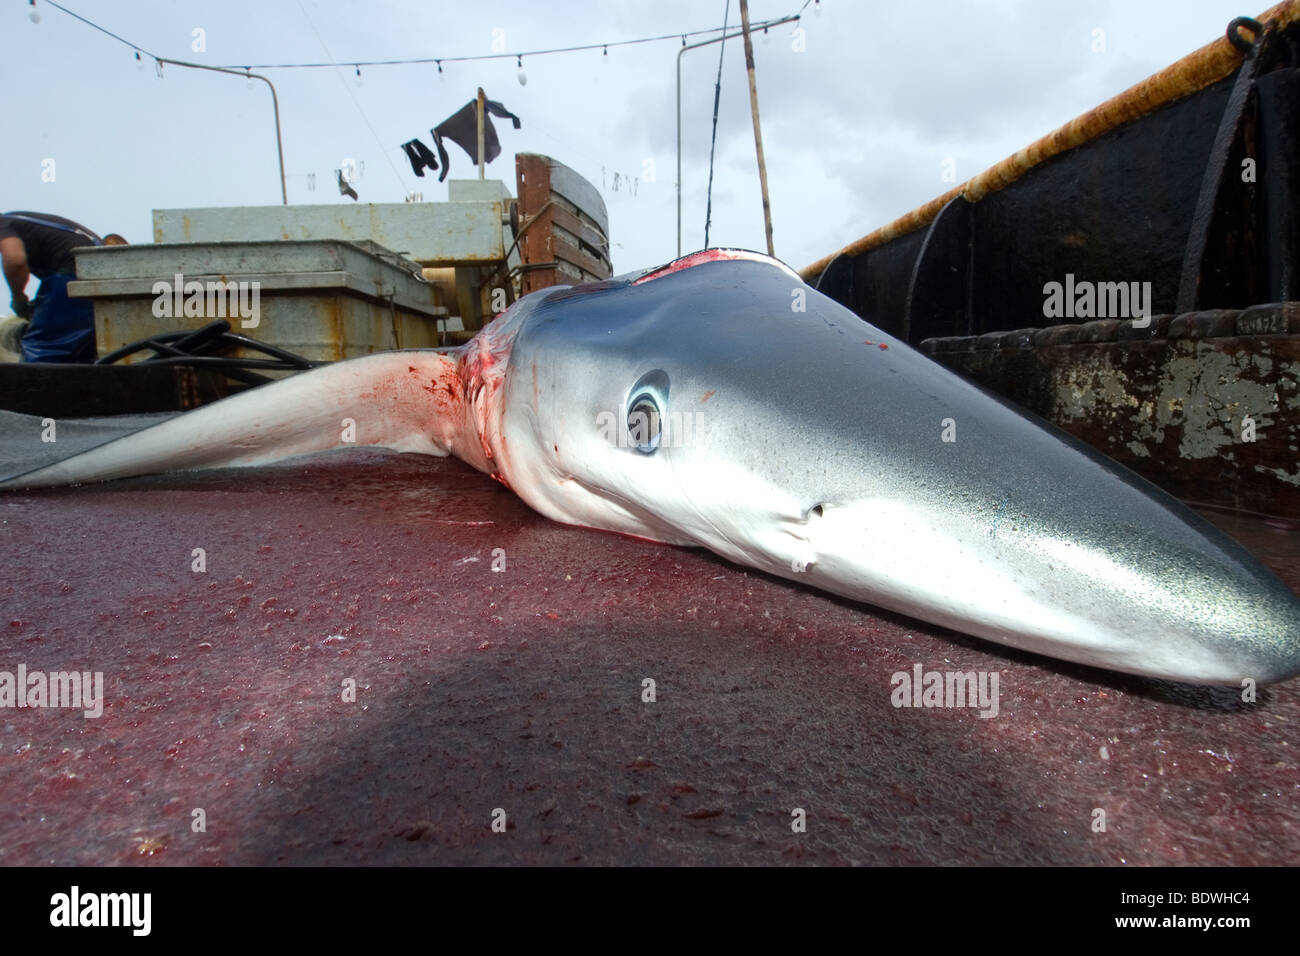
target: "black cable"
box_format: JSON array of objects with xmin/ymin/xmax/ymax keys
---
[
  {"xmin": 703, "ymin": 0, "xmax": 731, "ymax": 249},
  {"xmin": 96, "ymin": 321, "xmax": 321, "ymax": 390},
  {"xmin": 40, "ymin": 0, "xmax": 147, "ymax": 55},
  {"xmin": 41, "ymin": 0, "xmax": 804, "ymax": 71}
]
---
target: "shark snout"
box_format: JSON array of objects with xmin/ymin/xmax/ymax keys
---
[
  {"xmin": 1198, "ymin": 581, "xmax": 1300, "ymax": 686},
  {"xmin": 766, "ymin": 497, "xmax": 1300, "ymax": 686}
]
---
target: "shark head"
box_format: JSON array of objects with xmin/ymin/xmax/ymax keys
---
[{"xmin": 492, "ymin": 250, "xmax": 1300, "ymax": 686}]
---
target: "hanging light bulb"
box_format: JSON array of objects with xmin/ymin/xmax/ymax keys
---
[
  {"xmin": 135, "ymin": 50, "xmax": 144, "ymax": 71},
  {"xmin": 516, "ymin": 55, "xmax": 527, "ymax": 86},
  {"xmin": 245, "ymin": 68, "xmax": 253, "ymax": 89},
  {"xmin": 814, "ymin": 0, "xmax": 822, "ymax": 14},
  {"xmin": 436, "ymin": 59, "xmax": 443, "ymax": 79},
  {"xmin": 602, "ymin": 45, "xmax": 608, "ymax": 64},
  {"xmin": 354, "ymin": 65, "xmax": 362, "ymax": 87},
  {"xmin": 762, "ymin": 25, "xmax": 770, "ymax": 44},
  {"xmin": 28, "ymin": 0, "xmax": 40, "ymax": 24}
]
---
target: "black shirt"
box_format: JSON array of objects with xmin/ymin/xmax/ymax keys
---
[{"xmin": 0, "ymin": 211, "xmax": 102, "ymax": 279}]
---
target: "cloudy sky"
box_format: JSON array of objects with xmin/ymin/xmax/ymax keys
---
[{"xmin": 2, "ymin": 0, "xmax": 1262, "ymax": 283}]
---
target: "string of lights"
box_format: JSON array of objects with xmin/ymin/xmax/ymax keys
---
[
  {"xmin": 32, "ymin": 0, "xmax": 816, "ymax": 74},
  {"xmin": 26, "ymin": 0, "xmax": 820, "ymax": 207}
]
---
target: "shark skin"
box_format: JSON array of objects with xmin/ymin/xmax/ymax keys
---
[{"xmin": 4, "ymin": 249, "xmax": 1299, "ymax": 687}]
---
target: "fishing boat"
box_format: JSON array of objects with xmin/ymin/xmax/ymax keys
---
[{"xmin": 3, "ymin": 2, "xmax": 1299, "ymax": 876}]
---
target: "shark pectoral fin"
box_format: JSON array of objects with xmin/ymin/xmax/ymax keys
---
[{"xmin": 1, "ymin": 350, "xmax": 474, "ymax": 489}]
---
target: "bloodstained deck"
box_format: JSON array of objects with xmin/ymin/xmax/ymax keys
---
[{"xmin": 1, "ymin": 451, "xmax": 1297, "ymax": 865}]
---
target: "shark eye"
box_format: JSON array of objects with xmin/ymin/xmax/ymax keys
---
[
  {"xmin": 626, "ymin": 369, "xmax": 670, "ymax": 455},
  {"xmin": 627, "ymin": 393, "xmax": 662, "ymax": 454}
]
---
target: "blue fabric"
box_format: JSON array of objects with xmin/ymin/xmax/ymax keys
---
[{"xmin": 19, "ymin": 273, "xmax": 96, "ymax": 364}]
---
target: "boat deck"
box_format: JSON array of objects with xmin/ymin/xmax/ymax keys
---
[{"xmin": 1, "ymin": 449, "xmax": 1297, "ymax": 865}]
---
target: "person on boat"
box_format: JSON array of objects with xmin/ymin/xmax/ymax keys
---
[{"xmin": 0, "ymin": 211, "xmax": 127, "ymax": 363}]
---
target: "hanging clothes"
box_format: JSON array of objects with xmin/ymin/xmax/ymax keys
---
[
  {"xmin": 400, "ymin": 138, "xmax": 441, "ymax": 178},
  {"xmin": 336, "ymin": 169, "xmax": 359, "ymax": 201},
  {"xmin": 429, "ymin": 97, "xmax": 521, "ymax": 182}
]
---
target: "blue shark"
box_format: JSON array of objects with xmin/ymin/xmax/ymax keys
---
[{"xmin": 5, "ymin": 249, "xmax": 1299, "ymax": 685}]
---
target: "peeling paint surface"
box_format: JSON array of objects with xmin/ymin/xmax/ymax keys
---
[
  {"xmin": 1051, "ymin": 344, "xmax": 1288, "ymax": 460},
  {"xmin": 933, "ymin": 334, "xmax": 1300, "ymax": 517}
]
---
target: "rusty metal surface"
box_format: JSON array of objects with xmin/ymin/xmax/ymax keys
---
[
  {"xmin": 802, "ymin": 0, "xmax": 1300, "ymax": 281},
  {"xmin": 921, "ymin": 305, "xmax": 1300, "ymax": 517},
  {"xmin": 152, "ymin": 201, "xmax": 508, "ymax": 267},
  {"xmin": 516, "ymin": 153, "xmax": 612, "ymax": 295},
  {"xmin": 516, "ymin": 154, "xmax": 556, "ymax": 295},
  {"xmin": 70, "ymin": 241, "xmax": 448, "ymax": 366}
]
